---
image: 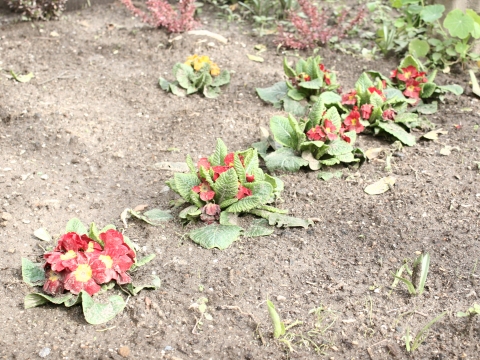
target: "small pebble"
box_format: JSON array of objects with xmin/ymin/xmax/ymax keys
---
[
  {"xmin": 118, "ymin": 346, "xmax": 130, "ymax": 358},
  {"xmin": 1, "ymin": 212, "xmax": 12, "ymax": 221},
  {"xmin": 276, "ymin": 295, "xmax": 286, "ymax": 302},
  {"xmin": 164, "ymin": 346, "xmax": 174, "ymax": 351},
  {"xmin": 40, "ymin": 174, "xmax": 48, "ymax": 180},
  {"xmin": 39, "ymin": 347, "xmax": 51, "ymax": 358}
]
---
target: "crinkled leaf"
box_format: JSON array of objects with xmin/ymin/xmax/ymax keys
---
[
  {"xmin": 203, "ymin": 86, "xmax": 221, "ymax": 99},
  {"xmin": 436, "ymin": 84, "xmax": 463, "ymax": 95},
  {"xmin": 298, "ymin": 78, "xmax": 322, "ymax": 89},
  {"xmin": 414, "ymin": 102, "xmax": 438, "ymax": 114},
  {"xmin": 219, "ymin": 212, "xmax": 240, "ymax": 226},
  {"xmin": 267, "ymin": 213, "xmax": 313, "ymax": 228},
  {"xmin": 159, "ymin": 77, "xmax": 170, "ymax": 91},
  {"xmin": 376, "ymin": 121, "xmax": 416, "ymax": 146},
  {"xmin": 174, "ymin": 173, "xmax": 201, "ymax": 202},
  {"xmin": 226, "ymin": 195, "xmax": 263, "ymax": 213},
  {"xmin": 319, "ymin": 91, "xmax": 341, "ymax": 104},
  {"xmin": 169, "ymin": 83, "xmax": 186, "ymax": 96},
  {"xmin": 287, "ymin": 88, "xmax": 307, "ymax": 101},
  {"xmin": 22, "ymin": 258, "xmax": 45, "ymax": 287},
  {"xmin": 264, "ymin": 148, "xmax": 308, "ymax": 172},
  {"xmin": 208, "ymin": 138, "xmax": 228, "ymax": 166},
  {"xmin": 283, "ymin": 57, "xmax": 296, "ymax": 78},
  {"xmin": 81, "ymin": 291, "xmax": 126, "ymax": 325},
  {"xmin": 234, "ymin": 153, "xmax": 246, "ymax": 184},
  {"xmin": 270, "ymin": 116, "xmax": 298, "ymax": 149},
  {"xmin": 327, "ymin": 139, "xmax": 353, "ymax": 156},
  {"xmin": 211, "ymin": 70, "xmax": 230, "ymax": 87},
  {"xmin": 421, "ymin": 82, "xmax": 437, "ymax": 98},
  {"xmin": 189, "ymin": 224, "xmax": 242, "ymax": 249},
  {"xmin": 189, "ymin": 190, "xmax": 204, "ymax": 208},
  {"xmin": 319, "ymin": 157, "xmax": 340, "ymax": 166},
  {"xmin": 130, "ymin": 209, "xmax": 173, "ymax": 226},
  {"xmin": 34, "ymin": 228, "xmax": 52, "ymax": 242},
  {"xmin": 220, "ymin": 198, "xmax": 238, "ymax": 209},
  {"xmin": 336, "ymin": 152, "xmax": 358, "ymax": 163},
  {"xmin": 263, "ymin": 174, "xmax": 284, "ymax": 199},
  {"xmin": 355, "ymin": 72, "xmax": 374, "ymax": 93},
  {"xmin": 65, "ymin": 218, "xmax": 87, "ymax": 235},
  {"xmin": 384, "ymin": 88, "xmax": 406, "ymax": 101},
  {"xmin": 244, "ymin": 219, "xmax": 275, "ymax": 237},
  {"xmin": 256, "ymin": 82, "xmax": 289, "ymax": 106},
  {"xmin": 283, "ymin": 96, "xmax": 307, "ymax": 117},
  {"xmin": 308, "ymin": 97, "xmax": 326, "ymax": 127},
  {"xmin": 247, "ymin": 181, "xmax": 274, "ymax": 203},
  {"xmin": 175, "ymin": 63, "xmax": 194, "ymax": 89},
  {"xmin": 24, "ymin": 292, "xmax": 73, "ymax": 309},
  {"xmin": 179, "ymin": 205, "xmax": 201, "ymax": 219},
  {"xmin": 301, "ymin": 150, "xmax": 321, "ymax": 170},
  {"xmin": 212, "ymin": 168, "xmax": 239, "ymax": 204},
  {"xmin": 317, "ymin": 171, "xmax": 342, "ymax": 181},
  {"xmin": 120, "ymin": 276, "xmax": 161, "ymax": 296}
]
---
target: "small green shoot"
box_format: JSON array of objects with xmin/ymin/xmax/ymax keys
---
[
  {"xmin": 404, "ymin": 312, "xmax": 447, "ymax": 352},
  {"xmin": 456, "ymin": 303, "xmax": 480, "ymax": 318},
  {"xmin": 190, "ymin": 297, "xmax": 213, "ymax": 334},
  {"xmin": 391, "ymin": 253, "xmax": 430, "ymax": 296},
  {"xmin": 267, "ymin": 299, "xmax": 286, "ymax": 338}
]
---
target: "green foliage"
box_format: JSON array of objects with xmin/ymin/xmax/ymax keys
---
[
  {"xmin": 404, "ymin": 312, "xmax": 447, "ymax": 352},
  {"xmin": 375, "ymin": 0, "xmax": 480, "ymax": 67},
  {"xmin": 160, "ymin": 55, "xmax": 230, "ymax": 98},
  {"xmin": 456, "ymin": 303, "xmax": 480, "ymax": 318},
  {"xmin": 189, "ymin": 223, "xmax": 243, "ymax": 249},
  {"xmin": 391, "ymin": 253, "xmax": 430, "ymax": 296},
  {"xmin": 8, "ymin": 0, "xmax": 67, "ymax": 21}
]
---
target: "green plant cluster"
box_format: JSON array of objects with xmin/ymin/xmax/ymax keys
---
[
  {"xmin": 376, "ymin": 0, "xmax": 480, "ymax": 67},
  {"xmin": 8, "ymin": 0, "xmax": 67, "ymax": 20}
]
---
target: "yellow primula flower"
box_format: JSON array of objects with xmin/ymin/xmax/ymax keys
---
[
  {"xmin": 184, "ymin": 54, "xmax": 220, "ymax": 76},
  {"xmin": 210, "ymin": 63, "xmax": 221, "ymax": 76}
]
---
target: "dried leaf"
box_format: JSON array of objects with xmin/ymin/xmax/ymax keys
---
[
  {"xmin": 33, "ymin": 228, "xmax": 52, "ymax": 241},
  {"xmin": 301, "ymin": 151, "xmax": 321, "ymax": 170},
  {"xmin": 422, "ymin": 128, "xmax": 448, "ymax": 141},
  {"xmin": 364, "ymin": 176, "xmax": 396, "ymax": 195},
  {"xmin": 133, "ymin": 204, "xmax": 149, "ymax": 212},
  {"xmin": 365, "ymin": 148, "xmax": 384, "ymax": 160},
  {"xmin": 247, "ymin": 54, "xmax": 264, "ymax": 63},
  {"xmin": 187, "ymin": 30, "xmax": 228, "ymax": 44},
  {"xmin": 440, "ymin": 145, "xmax": 460, "ymax": 156}
]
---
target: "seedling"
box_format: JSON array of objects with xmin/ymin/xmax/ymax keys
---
[
  {"xmin": 190, "ymin": 297, "xmax": 213, "ymax": 334},
  {"xmin": 391, "ymin": 253, "xmax": 430, "ymax": 296},
  {"xmin": 267, "ymin": 299, "xmax": 302, "ymax": 351},
  {"xmin": 404, "ymin": 312, "xmax": 446, "ymax": 352},
  {"xmin": 456, "ymin": 303, "xmax": 480, "ymax": 318}
]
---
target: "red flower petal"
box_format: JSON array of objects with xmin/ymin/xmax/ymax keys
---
[
  {"xmin": 43, "ymin": 269, "xmax": 65, "ymax": 295},
  {"xmin": 197, "ymin": 158, "xmax": 211, "ymax": 170},
  {"xmin": 236, "ymin": 186, "xmax": 252, "ymax": 199}
]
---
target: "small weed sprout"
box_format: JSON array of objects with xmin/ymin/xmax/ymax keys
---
[
  {"xmin": 403, "ymin": 312, "xmax": 447, "ymax": 352},
  {"xmin": 190, "ymin": 297, "xmax": 213, "ymax": 334},
  {"xmin": 8, "ymin": 0, "xmax": 67, "ymax": 20},
  {"xmin": 457, "ymin": 303, "xmax": 480, "ymax": 318},
  {"xmin": 390, "ymin": 253, "xmax": 430, "ymax": 296}
]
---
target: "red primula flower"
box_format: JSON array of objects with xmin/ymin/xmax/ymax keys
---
[
  {"xmin": 360, "ymin": 104, "xmax": 373, "ymax": 120},
  {"xmin": 192, "ymin": 181, "xmax": 215, "ymax": 201},
  {"xmin": 63, "ymin": 253, "xmax": 101, "ymax": 296},
  {"xmin": 246, "ymin": 174, "xmax": 255, "ymax": 182},
  {"xmin": 197, "ymin": 158, "xmax": 211, "ymax": 170},
  {"xmin": 200, "ymin": 203, "xmax": 221, "ymax": 224},
  {"xmin": 212, "ymin": 165, "xmax": 229, "ymax": 180},
  {"xmin": 322, "ymin": 119, "xmax": 338, "ymax": 141},
  {"xmin": 91, "ymin": 247, "xmax": 134, "ymax": 285},
  {"xmin": 339, "ymin": 125, "xmax": 351, "ymax": 144},
  {"xmin": 341, "ymin": 90, "xmax": 357, "ymax": 105},
  {"xmin": 344, "ymin": 107, "xmax": 365, "ymax": 134},
  {"xmin": 319, "ymin": 64, "xmax": 327, "ymax": 72},
  {"xmin": 306, "ymin": 125, "xmax": 326, "ymax": 141},
  {"xmin": 368, "ymin": 86, "xmax": 386, "ymax": 101},
  {"xmin": 397, "ymin": 65, "xmax": 418, "ymax": 82},
  {"xmin": 43, "ymin": 269, "xmax": 65, "ymax": 295},
  {"xmin": 403, "ymin": 79, "xmax": 421, "ymax": 99},
  {"xmin": 100, "ymin": 229, "xmax": 135, "ymax": 262},
  {"xmin": 224, "ymin": 153, "xmax": 244, "ymax": 167},
  {"xmin": 54, "ymin": 232, "xmax": 90, "ymax": 252},
  {"xmin": 236, "ymin": 185, "xmax": 252, "ymax": 200},
  {"xmin": 85, "ymin": 240, "xmax": 102, "ymax": 255},
  {"xmin": 390, "ymin": 69, "xmax": 398, "ymax": 79},
  {"xmin": 382, "ymin": 108, "xmax": 396, "ymax": 120}
]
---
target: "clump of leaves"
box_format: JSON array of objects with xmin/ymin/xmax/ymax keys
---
[
  {"xmin": 22, "ymin": 218, "xmax": 159, "ymax": 324},
  {"xmin": 166, "ymin": 139, "xmax": 312, "ymax": 249},
  {"xmin": 387, "ymin": 56, "xmax": 463, "ymax": 113},
  {"xmin": 121, "ymin": 0, "xmax": 198, "ymax": 33},
  {"xmin": 253, "ymin": 97, "xmax": 363, "ymax": 174},
  {"xmin": 276, "ymin": 0, "xmax": 366, "ymax": 50},
  {"xmin": 8, "ymin": 0, "xmax": 66, "ymax": 20},
  {"xmin": 256, "ymin": 56, "xmax": 341, "ymax": 117},
  {"xmin": 390, "ymin": 253, "xmax": 430, "ymax": 296},
  {"xmin": 159, "ymin": 55, "xmax": 230, "ymax": 98},
  {"xmin": 375, "ymin": 0, "xmax": 480, "ymax": 68}
]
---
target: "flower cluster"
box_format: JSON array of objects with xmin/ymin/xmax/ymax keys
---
[
  {"xmin": 193, "ymin": 153, "xmax": 254, "ymax": 223},
  {"xmin": 43, "ymin": 230, "xmax": 135, "ymax": 296},
  {"xmin": 306, "ymin": 119, "xmax": 352, "ymax": 144},
  {"xmin": 185, "ymin": 54, "xmax": 220, "ymax": 77},
  {"xmin": 390, "ymin": 65, "xmax": 427, "ymax": 101}
]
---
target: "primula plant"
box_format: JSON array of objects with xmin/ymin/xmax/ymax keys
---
[
  {"xmin": 257, "ymin": 56, "xmax": 341, "ymax": 116},
  {"xmin": 160, "ymin": 55, "xmax": 230, "ymax": 98},
  {"xmin": 22, "ymin": 219, "xmax": 158, "ymax": 324},
  {"xmin": 8, "ymin": 0, "xmax": 67, "ymax": 20},
  {"xmin": 166, "ymin": 139, "xmax": 312, "ymax": 250},
  {"xmin": 253, "ymin": 97, "xmax": 363, "ymax": 175}
]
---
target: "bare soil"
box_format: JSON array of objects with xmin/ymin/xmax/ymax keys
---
[{"xmin": 0, "ymin": 3, "xmax": 479, "ymax": 360}]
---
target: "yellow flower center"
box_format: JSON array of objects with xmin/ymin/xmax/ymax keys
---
[
  {"xmin": 99, "ymin": 255, "xmax": 113, "ymax": 269},
  {"xmin": 74, "ymin": 264, "xmax": 92, "ymax": 282},
  {"xmin": 60, "ymin": 250, "xmax": 77, "ymax": 261},
  {"xmin": 85, "ymin": 242, "xmax": 95, "ymax": 253},
  {"xmin": 49, "ymin": 273, "xmax": 59, "ymax": 282},
  {"xmin": 351, "ymin": 119, "xmax": 357, "ymax": 126}
]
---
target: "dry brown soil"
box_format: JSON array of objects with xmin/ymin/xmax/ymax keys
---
[{"xmin": 0, "ymin": 3, "xmax": 479, "ymax": 360}]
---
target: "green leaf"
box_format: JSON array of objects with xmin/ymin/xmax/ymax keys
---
[
  {"xmin": 409, "ymin": 39, "xmax": 430, "ymax": 58},
  {"xmin": 120, "ymin": 276, "xmax": 161, "ymax": 296},
  {"xmin": 283, "ymin": 96, "xmax": 307, "ymax": 117},
  {"xmin": 226, "ymin": 195, "xmax": 263, "ymax": 213},
  {"xmin": 243, "ymin": 148, "xmax": 260, "ymax": 175},
  {"xmin": 384, "ymin": 88, "xmax": 405, "ymax": 101},
  {"xmin": 283, "ymin": 57, "xmax": 296, "ymax": 78},
  {"xmin": 174, "ymin": 173, "xmax": 201, "ymax": 202},
  {"xmin": 421, "ymin": 82, "xmax": 437, "ymax": 98},
  {"xmin": 203, "ymin": 86, "xmax": 221, "ymax": 99},
  {"xmin": 327, "ymin": 139, "xmax": 353, "ymax": 156},
  {"xmin": 211, "ymin": 70, "xmax": 230, "ymax": 87},
  {"xmin": 317, "ymin": 171, "xmax": 342, "ymax": 181},
  {"xmin": 324, "ymin": 107, "xmax": 342, "ymax": 130},
  {"xmin": 416, "ymin": 253, "xmax": 430, "ymax": 295},
  {"xmin": 267, "ymin": 213, "xmax": 313, "ymax": 228},
  {"xmin": 189, "ymin": 224, "xmax": 242, "ymax": 249},
  {"xmin": 208, "ymin": 138, "xmax": 228, "ymax": 166},
  {"xmin": 376, "ymin": 121, "xmax": 416, "ymax": 146},
  {"xmin": 244, "ymin": 219, "xmax": 274, "ymax": 237},
  {"xmin": 234, "ymin": 153, "xmax": 246, "ymax": 184},
  {"xmin": 267, "ymin": 299, "xmax": 285, "ymax": 338},
  {"xmin": 263, "ymin": 174, "xmax": 284, "ymax": 198},
  {"xmin": 247, "ymin": 181, "xmax": 274, "ymax": 203},
  {"xmin": 414, "ymin": 102, "xmax": 438, "ymax": 114},
  {"xmin": 10, "ymin": 71, "xmax": 34, "ymax": 83},
  {"xmin": 219, "ymin": 212, "xmax": 240, "ymax": 226},
  {"xmin": 24, "ymin": 292, "xmax": 73, "ymax": 309},
  {"xmin": 256, "ymin": 82, "xmax": 289, "ymax": 106},
  {"xmin": 393, "ymin": 275, "xmax": 417, "ymax": 295},
  {"xmin": 264, "ymin": 148, "xmax": 309, "ymax": 172},
  {"xmin": 287, "ymin": 88, "xmax": 306, "ymax": 101},
  {"xmin": 132, "ymin": 254, "xmax": 156, "ymax": 269},
  {"xmin": 88, "ymin": 222, "xmax": 101, "ymax": 244},
  {"xmin": 298, "ymin": 78, "xmax": 322, "ymax": 89},
  {"xmin": 319, "ymin": 91, "xmax": 342, "ymax": 104},
  {"xmin": 212, "ymin": 168, "xmax": 239, "ymax": 204},
  {"xmin": 81, "ymin": 291, "xmax": 126, "ymax": 325},
  {"xmin": 122, "ymin": 235, "xmax": 137, "ymax": 261},
  {"xmin": 444, "ymin": 9, "xmax": 475, "ymax": 39},
  {"xmin": 420, "ymin": 4, "xmax": 445, "ymax": 23},
  {"xmin": 308, "ymin": 97, "xmax": 326, "ymax": 127},
  {"xmin": 159, "ymin": 77, "xmax": 170, "ymax": 91},
  {"xmin": 130, "ymin": 209, "xmax": 173, "ymax": 226},
  {"xmin": 399, "ymin": 55, "xmax": 422, "ymax": 70},
  {"xmin": 336, "ymin": 152, "xmax": 358, "ymax": 163},
  {"xmin": 65, "ymin": 218, "xmax": 87, "ymax": 235},
  {"xmin": 270, "ymin": 116, "xmax": 298, "ymax": 149},
  {"xmin": 179, "ymin": 205, "xmax": 201, "ymax": 219},
  {"xmin": 320, "ymin": 157, "xmax": 340, "ymax": 166},
  {"xmin": 436, "ymin": 84, "xmax": 463, "ymax": 95},
  {"xmin": 175, "ymin": 63, "xmax": 194, "ymax": 89},
  {"xmin": 355, "ymin": 72, "xmax": 374, "ymax": 93},
  {"xmin": 22, "ymin": 258, "xmax": 45, "ymax": 287},
  {"xmin": 220, "ymin": 198, "xmax": 238, "ymax": 209}
]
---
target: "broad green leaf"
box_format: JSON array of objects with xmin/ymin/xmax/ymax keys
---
[
  {"xmin": 211, "ymin": 70, "xmax": 230, "ymax": 87},
  {"xmin": 22, "ymin": 258, "xmax": 45, "ymax": 287},
  {"xmin": 298, "ymin": 78, "xmax": 322, "ymax": 89},
  {"xmin": 247, "ymin": 181, "xmax": 274, "ymax": 203},
  {"xmin": 319, "ymin": 157, "xmax": 340, "ymax": 166},
  {"xmin": 179, "ymin": 205, "xmax": 201, "ymax": 219},
  {"xmin": 267, "ymin": 300, "xmax": 285, "ymax": 338},
  {"xmin": 189, "ymin": 224, "xmax": 242, "ymax": 249},
  {"xmin": 336, "ymin": 152, "xmax": 358, "ymax": 163},
  {"xmin": 369, "ymin": 91, "xmax": 385, "ymax": 108},
  {"xmin": 295, "ymin": 58, "xmax": 307, "ymax": 74},
  {"xmin": 174, "ymin": 173, "xmax": 201, "ymax": 202},
  {"xmin": 420, "ymin": 82, "xmax": 437, "ymax": 98},
  {"xmin": 263, "ymin": 174, "xmax": 284, "ymax": 198},
  {"xmin": 319, "ymin": 91, "xmax": 342, "ymax": 104},
  {"xmin": 24, "ymin": 293, "xmax": 73, "ymax": 309},
  {"xmin": 376, "ymin": 121, "xmax": 416, "ymax": 146},
  {"xmin": 130, "ymin": 254, "xmax": 155, "ymax": 271},
  {"xmin": 175, "ymin": 63, "xmax": 194, "ymax": 89},
  {"xmin": 409, "ymin": 39, "xmax": 430, "ymax": 58},
  {"xmin": 189, "ymin": 190, "xmax": 204, "ymax": 208},
  {"xmin": 420, "ymin": 4, "xmax": 445, "ymax": 23},
  {"xmin": 415, "ymin": 102, "xmax": 438, "ymax": 114},
  {"xmin": 122, "ymin": 235, "xmax": 137, "ymax": 262},
  {"xmin": 270, "ymin": 116, "xmax": 298, "ymax": 149},
  {"xmin": 399, "ymin": 55, "xmax": 422, "ymax": 70},
  {"xmin": 33, "ymin": 228, "xmax": 52, "ymax": 242},
  {"xmin": 220, "ymin": 198, "xmax": 238, "ymax": 209},
  {"xmin": 256, "ymin": 82, "xmax": 289, "ymax": 106},
  {"xmin": 130, "ymin": 209, "xmax": 173, "ymax": 226},
  {"xmin": 65, "ymin": 218, "xmax": 87, "ymax": 235},
  {"xmin": 384, "ymin": 88, "xmax": 405, "ymax": 101},
  {"xmin": 327, "ymin": 139, "xmax": 353, "ymax": 156},
  {"xmin": 444, "ymin": 9, "xmax": 475, "ymax": 39},
  {"xmin": 257, "ymin": 205, "xmax": 288, "ymax": 214},
  {"xmin": 208, "ymin": 138, "xmax": 228, "ymax": 166},
  {"xmin": 394, "ymin": 112, "xmax": 419, "ymax": 125},
  {"xmin": 212, "ymin": 168, "xmax": 238, "ymax": 204},
  {"xmin": 267, "ymin": 213, "xmax": 313, "ymax": 228},
  {"xmin": 234, "ymin": 153, "xmax": 246, "ymax": 184},
  {"xmin": 283, "ymin": 57, "xmax": 296, "ymax": 78},
  {"xmin": 120, "ymin": 276, "xmax": 161, "ymax": 296},
  {"xmin": 264, "ymin": 148, "xmax": 308, "ymax": 172},
  {"xmin": 355, "ymin": 72, "xmax": 374, "ymax": 93},
  {"xmin": 226, "ymin": 195, "xmax": 263, "ymax": 213},
  {"xmin": 318, "ymin": 171, "xmax": 342, "ymax": 181},
  {"xmin": 287, "ymin": 88, "xmax": 306, "ymax": 101},
  {"xmin": 324, "ymin": 107, "xmax": 342, "ymax": 130},
  {"xmin": 308, "ymin": 97, "xmax": 326, "ymax": 127},
  {"xmin": 219, "ymin": 212, "xmax": 239, "ymax": 226},
  {"xmin": 159, "ymin": 77, "xmax": 170, "ymax": 91},
  {"xmin": 283, "ymin": 96, "xmax": 307, "ymax": 117},
  {"xmin": 244, "ymin": 219, "xmax": 274, "ymax": 237},
  {"xmin": 436, "ymin": 84, "xmax": 463, "ymax": 95},
  {"xmin": 203, "ymin": 86, "xmax": 220, "ymax": 99},
  {"xmin": 81, "ymin": 291, "xmax": 126, "ymax": 325},
  {"xmin": 88, "ymin": 222, "xmax": 101, "ymax": 244},
  {"xmin": 244, "ymin": 148, "xmax": 260, "ymax": 175}
]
